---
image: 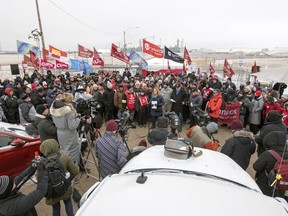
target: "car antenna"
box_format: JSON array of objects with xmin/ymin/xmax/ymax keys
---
[{"xmin": 136, "ymin": 172, "xmax": 147, "ymax": 184}]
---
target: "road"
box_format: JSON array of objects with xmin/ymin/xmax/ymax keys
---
[{"xmin": 21, "ymin": 123, "xmax": 257, "ymax": 215}]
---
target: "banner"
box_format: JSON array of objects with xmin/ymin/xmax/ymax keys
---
[
  {"xmin": 40, "ymin": 59, "xmax": 55, "ymax": 69},
  {"xmin": 164, "ymin": 46, "xmax": 184, "ymax": 63},
  {"xmin": 209, "ymin": 63, "xmax": 215, "ymax": 75},
  {"xmin": 78, "ymin": 44, "xmax": 93, "ymax": 58},
  {"xmin": 92, "ymin": 47, "xmax": 104, "ymax": 66},
  {"xmin": 142, "ymin": 39, "xmax": 163, "ymax": 58},
  {"xmin": 129, "ymin": 50, "xmax": 148, "ymax": 69},
  {"xmin": 70, "ymin": 59, "xmax": 80, "ymax": 70},
  {"xmin": 29, "ymin": 50, "xmax": 40, "ymax": 69},
  {"xmin": 110, "ymin": 43, "xmax": 130, "ymax": 64},
  {"xmin": 183, "ymin": 47, "xmax": 192, "ymax": 65},
  {"xmin": 17, "ymin": 40, "xmax": 39, "ymax": 54},
  {"xmin": 49, "ymin": 45, "xmax": 68, "ymax": 59},
  {"xmin": 23, "ymin": 55, "xmax": 33, "ymax": 66},
  {"xmin": 79, "ymin": 61, "xmax": 92, "ymax": 74},
  {"xmin": 42, "ymin": 48, "xmax": 50, "ymax": 60},
  {"xmin": 56, "ymin": 60, "xmax": 69, "ymax": 69},
  {"xmin": 218, "ymin": 102, "xmax": 240, "ymax": 124},
  {"xmin": 223, "ymin": 59, "xmax": 235, "ymax": 78}
]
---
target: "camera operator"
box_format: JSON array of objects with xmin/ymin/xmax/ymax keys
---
[
  {"xmin": 147, "ymin": 116, "xmax": 176, "ymax": 146},
  {"xmin": 0, "ymin": 158, "xmax": 48, "ymax": 216},
  {"xmin": 95, "ymin": 119, "xmax": 127, "ymax": 179},
  {"xmin": 188, "ymin": 88, "xmax": 203, "ymax": 127}
]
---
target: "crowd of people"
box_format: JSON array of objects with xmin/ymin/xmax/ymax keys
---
[{"xmin": 0, "ymin": 67, "xmax": 288, "ymax": 215}]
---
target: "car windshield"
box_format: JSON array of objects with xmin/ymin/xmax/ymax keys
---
[{"xmin": 0, "ymin": 127, "xmax": 37, "ymax": 139}]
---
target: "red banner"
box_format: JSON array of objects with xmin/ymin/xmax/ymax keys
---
[
  {"xmin": 56, "ymin": 60, "xmax": 69, "ymax": 69},
  {"xmin": 218, "ymin": 102, "xmax": 240, "ymax": 124},
  {"xmin": 142, "ymin": 39, "xmax": 163, "ymax": 58},
  {"xmin": 92, "ymin": 47, "xmax": 104, "ymax": 66},
  {"xmin": 29, "ymin": 50, "xmax": 40, "ymax": 69},
  {"xmin": 23, "ymin": 55, "xmax": 33, "ymax": 66},
  {"xmin": 110, "ymin": 43, "xmax": 130, "ymax": 64},
  {"xmin": 78, "ymin": 44, "xmax": 93, "ymax": 58},
  {"xmin": 184, "ymin": 47, "xmax": 192, "ymax": 65},
  {"xmin": 40, "ymin": 59, "xmax": 55, "ymax": 69},
  {"xmin": 42, "ymin": 48, "xmax": 50, "ymax": 60},
  {"xmin": 223, "ymin": 59, "xmax": 235, "ymax": 78},
  {"xmin": 49, "ymin": 45, "xmax": 67, "ymax": 59}
]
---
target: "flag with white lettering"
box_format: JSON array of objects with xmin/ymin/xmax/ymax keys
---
[
  {"xmin": 78, "ymin": 44, "xmax": 93, "ymax": 58},
  {"xmin": 110, "ymin": 43, "xmax": 130, "ymax": 64},
  {"xmin": 164, "ymin": 46, "xmax": 184, "ymax": 63},
  {"xmin": 223, "ymin": 59, "xmax": 235, "ymax": 78},
  {"xmin": 142, "ymin": 39, "xmax": 163, "ymax": 58}
]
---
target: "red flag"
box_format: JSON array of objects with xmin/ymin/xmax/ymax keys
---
[
  {"xmin": 42, "ymin": 48, "xmax": 50, "ymax": 60},
  {"xmin": 209, "ymin": 63, "xmax": 215, "ymax": 75},
  {"xmin": 29, "ymin": 50, "xmax": 39, "ymax": 69},
  {"xmin": 49, "ymin": 45, "xmax": 67, "ymax": 59},
  {"xmin": 23, "ymin": 55, "xmax": 33, "ymax": 66},
  {"xmin": 40, "ymin": 59, "xmax": 55, "ymax": 69},
  {"xmin": 92, "ymin": 47, "xmax": 104, "ymax": 66},
  {"xmin": 183, "ymin": 47, "xmax": 192, "ymax": 65},
  {"xmin": 110, "ymin": 43, "xmax": 130, "ymax": 64},
  {"xmin": 56, "ymin": 60, "xmax": 69, "ymax": 69},
  {"xmin": 167, "ymin": 60, "xmax": 171, "ymax": 70},
  {"xmin": 253, "ymin": 61, "xmax": 258, "ymax": 73},
  {"xmin": 182, "ymin": 63, "xmax": 186, "ymax": 73},
  {"xmin": 78, "ymin": 44, "xmax": 93, "ymax": 58},
  {"xmin": 223, "ymin": 59, "xmax": 235, "ymax": 78},
  {"xmin": 142, "ymin": 39, "xmax": 163, "ymax": 58}
]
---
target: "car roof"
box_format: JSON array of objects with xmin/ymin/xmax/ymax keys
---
[
  {"xmin": 77, "ymin": 173, "xmax": 288, "ymax": 216},
  {"xmin": 0, "ymin": 122, "xmax": 37, "ymax": 139},
  {"xmin": 120, "ymin": 145, "xmax": 260, "ymax": 191}
]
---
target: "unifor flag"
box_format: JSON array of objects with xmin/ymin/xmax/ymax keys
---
[
  {"xmin": 78, "ymin": 44, "xmax": 93, "ymax": 58},
  {"xmin": 183, "ymin": 47, "xmax": 192, "ymax": 65},
  {"xmin": 164, "ymin": 46, "xmax": 184, "ymax": 63},
  {"xmin": 92, "ymin": 47, "xmax": 104, "ymax": 66},
  {"xmin": 129, "ymin": 49, "xmax": 148, "ymax": 69},
  {"xmin": 56, "ymin": 60, "xmax": 69, "ymax": 69},
  {"xmin": 223, "ymin": 59, "xmax": 235, "ymax": 78},
  {"xmin": 209, "ymin": 63, "xmax": 215, "ymax": 75},
  {"xmin": 17, "ymin": 40, "xmax": 39, "ymax": 54},
  {"xmin": 142, "ymin": 39, "xmax": 163, "ymax": 58},
  {"xmin": 40, "ymin": 59, "xmax": 55, "ymax": 69},
  {"xmin": 29, "ymin": 50, "xmax": 39, "ymax": 69},
  {"xmin": 110, "ymin": 43, "xmax": 130, "ymax": 64},
  {"xmin": 182, "ymin": 63, "xmax": 186, "ymax": 73},
  {"xmin": 42, "ymin": 48, "xmax": 50, "ymax": 60},
  {"xmin": 23, "ymin": 55, "xmax": 33, "ymax": 66}
]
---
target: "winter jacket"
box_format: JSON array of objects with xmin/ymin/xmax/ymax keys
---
[
  {"xmin": 233, "ymin": 96, "xmax": 251, "ymax": 115},
  {"xmin": 186, "ymin": 125, "xmax": 213, "ymax": 148},
  {"xmin": 150, "ymin": 95, "xmax": 164, "ymax": 117},
  {"xmin": 160, "ymin": 87, "xmax": 173, "ymax": 105},
  {"xmin": 95, "ymin": 131, "xmax": 127, "ymax": 179},
  {"xmin": 206, "ymin": 93, "xmax": 222, "ymax": 119},
  {"xmin": 35, "ymin": 114, "xmax": 57, "ymax": 142},
  {"xmin": 2, "ymin": 89, "xmax": 19, "ymax": 123},
  {"xmin": 18, "ymin": 99, "xmax": 36, "ymax": 124},
  {"xmin": 102, "ymin": 88, "xmax": 115, "ymax": 111},
  {"xmin": 188, "ymin": 93, "xmax": 203, "ymax": 108},
  {"xmin": 249, "ymin": 96, "xmax": 264, "ymax": 125},
  {"xmin": 221, "ymin": 130, "xmax": 256, "ymax": 170},
  {"xmin": 171, "ymin": 89, "xmax": 187, "ymax": 115},
  {"xmin": 0, "ymin": 168, "xmax": 47, "ymax": 216},
  {"xmin": 253, "ymin": 131, "xmax": 288, "ymax": 197},
  {"xmin": 39, "ymin": 139, "xmax": 79, "ymax": 206},
  {"xmin": 31, "ymin": 93, "xmax": 46, "ymax": 109},
  {"xmin": 45, "ymin": 89, "xmax": 55, "ymax": 108},
  {"xmin": 50, "ymin": 104, "xmax": 80, "ymax": 163},
  {"xmin": 113, "ymin": 90, "xmax": 125, "ymax": 111}
]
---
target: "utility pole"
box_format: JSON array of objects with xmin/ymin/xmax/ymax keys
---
[
  {"xmin": 123, "ymin": 30, "xmax": 126, "ymax": 54},
  {"xmin": 35, "ymin": 0, "xmax": 45, "ymax": 50}
]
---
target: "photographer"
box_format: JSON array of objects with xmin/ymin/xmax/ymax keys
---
[
  {"xmin": 147, "ymin": 116, "xmax": 176, "ymax": 146},
  {"xmin": 0, "ymin": 159, "xmax": 48, "ymax": 216},
  {"xmin": 95, "ymin": 120, "xmax": 127, "ymax": 179}
]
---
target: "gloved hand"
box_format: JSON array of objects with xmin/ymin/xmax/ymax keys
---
[
  {"xmin": 207, "ymin": 108, "xmax": 213, "ymax": 113},
  {"xmin": 37, "ymin": 158, "xmax": 47, "ymax": 173}
]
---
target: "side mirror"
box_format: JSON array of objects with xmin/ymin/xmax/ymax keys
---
[{"xmin": 11, "ymin": 138, "xmax": 26, "ymax": 147}]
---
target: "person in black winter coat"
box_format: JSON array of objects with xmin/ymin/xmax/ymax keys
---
[
  {"xmin": 171, "ymin": 84, "xmax": 187, "ymax": 124},
  {"xmin": 31, "ymin": 88, "xmax": 46, "ymax": 109},
  {"xmin": 102, "ymin": 81, "xmax": 115, "ymax": 121},
  {"xmin": 255, "ymin": 110, "xmax": 287, "ymax": 156},
  {"xmin": 221, "ymin": 120, "xmax": 256, "ymax": 170},
  {"xmin": 0, "ymin": 159, "xmax": 48, "ymax": 216},
  {"xmin": 253, "ymin": 131, "xmax": 288, "ymax": 199},
  {"xmin": 1, "ymin": 88, "xmax": 19, "ymax": 123}
]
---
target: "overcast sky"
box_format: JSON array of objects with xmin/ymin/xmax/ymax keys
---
[{"xmin": 1, "ymin": 0, "xmax": 288, "ymax": 52}]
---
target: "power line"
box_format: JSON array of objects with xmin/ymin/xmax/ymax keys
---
[{"xmin": 47, "ymin": 0, "xmax": 118, "ymax": 35}]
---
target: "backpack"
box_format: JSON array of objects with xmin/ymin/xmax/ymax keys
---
[
  {"xmin": 267, "ymin": 150, "xmax": 288, "ymax": 190},
  {"xmin": 46, "ymin": 154, "xmax": 71, "ymax": 199}
]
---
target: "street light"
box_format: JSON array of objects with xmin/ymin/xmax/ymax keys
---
[{"xmin": 123, "ymin": 27, "xmax": 139, "ymax": 54}]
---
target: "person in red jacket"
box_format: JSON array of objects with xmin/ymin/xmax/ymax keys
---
[
  {"xmin": 122, "ymin": 85, "xmax": 136, "ymax": 125},
  {"xmin": 262, "ymin": 95, "xmax": 282, "ymax": 117},
  {"xmin": 206, "ymin": 89, "xmax": 222, "ymax": 123}
]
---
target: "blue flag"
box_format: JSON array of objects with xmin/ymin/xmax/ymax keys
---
[
  {"xmin": 17, "ymin": 40, "xmax": 39, "ymax": 54},
  {"xmin": 70, "ymin": 59, "xmax": 79, "ymax": 70},
  {"xmin": 129, "ymin": 50, "xmax": 148, "ymax": 69}
]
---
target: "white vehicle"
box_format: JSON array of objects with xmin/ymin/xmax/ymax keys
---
[{"xmin": 77, "ymin": 145, "xmax": 288, "ymax": 216}]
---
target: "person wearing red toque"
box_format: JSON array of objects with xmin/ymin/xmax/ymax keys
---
[
  {"xmin": 221, "ymin": 120, "xmax": 256, "ymax": 170},
  {"xmin": 95, "ymin": 120, "xmax": 127, "ymax": 179}
]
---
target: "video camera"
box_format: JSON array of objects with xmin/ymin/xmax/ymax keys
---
[
  {"xmin": 164, "ymin": 111, "xmax": 182, "ymax": 133},
  {"xmin": 191, "ymin": 107, "xmax": 211, "ymax": 127},
  {"xmin": 116, "ymin": 111, "xmax": 135, "ymax": 140}
]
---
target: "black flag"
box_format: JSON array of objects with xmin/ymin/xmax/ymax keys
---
[{"xmin": 164, "ymin": 46, "xmax": 184, "ymax": 63}]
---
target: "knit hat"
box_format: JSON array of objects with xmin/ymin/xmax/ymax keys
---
[
  {"xmin": 0, "ymin": 176, "xmax": 14, "ymax": 199},
  {"xmin": 230, "ymin": 120, "xmax": 243, "ymax": 131},
  {"xmin": 37, "ymin": 88, "xmax": 43, "ymax": 93},
  {"xmin": 76, "ymin": 85, "xmax": 85, "ymax": 92},
  {"xmin": 53, "ymin": 100, "xmax": 65, "ymax": 109},
  {"xmin": 42, "ymin": 81, "xmax": 48, "ymax": 86},
  {"xmin": 156, "ymin": 116, "xmax": 169, "ymax": 128},
  {"xmin": 254, "ymin": 90, "xmax": 261, "ymax": 97},
  {"xmin": 266, "ymin": 110, "xmax": 282, "ymax": 122},
  {"xmin": 106, "ymin": 120, "xmax": 118, "ymax": 131},
  {"xmin": 138, "ymin": 139, "xmax": 147, "ymax": 147},
  {"xmin": 36, "ymin": 104, "xmax": 47, "ymax": 114},
  {"xmin": 20, "ymin": 93, "xmax": 29, "ymax": 100},
  {"xmin": 206, "ymin": 122, "xmax": 218, "ymax": 134}
]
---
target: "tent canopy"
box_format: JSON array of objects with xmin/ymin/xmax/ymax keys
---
[{"xmin": 252, "ymin": 66, "xmax": 288, "ymax": 83}]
